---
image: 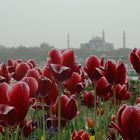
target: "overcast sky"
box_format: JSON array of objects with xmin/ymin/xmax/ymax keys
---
[{"xmin": 0, "ymin": 0, "xmax": 139, "ymax": 49}]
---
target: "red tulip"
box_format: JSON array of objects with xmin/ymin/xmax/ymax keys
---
[
  {"xmin": 96, "ymin": 76, "xmax": 112, "ymax": 98},
  {"xmin": 84, "ymin": 55, "xmax": 100, "ymax": 80},
  {"xmin": 48, "ymin": 49, "xmax": 76, "ymax": 81},
  {"xmin": 8, "ymin": 82, "xmax": 30, "ymax": 124},
  {"xmin": 43, "ymin": 66, "xmax": 54, "ymax": 81},
  {"xmin": 111, "ymin": 84, "xmax": 130, "ymax": 101},
  {"xmin": 0, "ymin": 104, "xmax": 17, "ymax": 126},
  {"xmin": 111, "ymin": 104, "xmax": 140, "ymax": 140},
  {"xmin": 72, "ymin": 129, "xmax": 90, "ymax": 140},
  {"xmin": 0, "ymin": 83, "xmax": 9, "ymax": 104},
  {"xmin": 130, "ymin": 48, "xmax": 140, "ymax": 73},
  {"xmin": 20, "ymin": 119, "xmax": 34, "ymax": 137},
  {"xmin": 27, "ymin": 59, "xmax": 36, "ymax": 68},
  {"xmin": 48, "ymin": 49, "xmax": 62, "ymax": 64},
  {"xmin": 21, "ymin": 77, "xmax": 38, "ymax": 98},
  {"xmin": 53, "ymin": 95, "xmax": 78, "ymax": 120},
  {"xmin": 25, "ymin": 69, "xmax": 40, "ymax": 81},
  {"xmin": 37, "ymin": 76, "xmax": 53, "ymax": 96},
  {"xmin": 84, "ymin": 91, "xmax": 94, "ymax": 108},
  {"xmin": 33, "ymin": 81, "xmax": 58, "ymax": 110},
  {"xmin": 49, "ymin": 64, "xmax": 72, "ymax": 82},
  {"xmin": 0, "ymin": 63, "xmax": 11, "ymax": 83},
  {"xmin": 63, "ymin": 72, "xmax": 85, "ymax": 94},
  {"xmin": 115, "ymin": 61, "xmax": 127, "ymax": 85},
  {"xmin": 12, "ymin": 62, "xmax": 30, "ymax": 81},
  {"xmin": 105, "ymin": 60, "xmax": 117, "ymax": 84}
]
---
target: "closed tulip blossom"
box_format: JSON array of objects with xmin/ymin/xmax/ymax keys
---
[
  {"xmin": 12, "ymin": 62, "xmax": 30, "ymax": 81},
  {"xmin": 84, "ymin": 91, "xmax": 94, "ymax": 108},
  {"xmin": 111, "ymin": 84, "xmax": 130, "ymax": 101},
  {"xmin": 111, "ymin": 104, "xmax": 140, "ymax": 140},
  {"xmin": 53, "ymin": 95, "xmax": 78, "ymax": 121},
  {"xmin": 96, "ymin": 76, "xmax": 112, "ymax": 99},
  {"xmin": 105, "ymin": 60, "xmax": 127, "ymax": 85},
  {"xmin": 130, "ymin": 48, "xmax": 140, "ymax": 73},
  {"xmin": 84, "ymin": 55, "xmax": 104, "ymax": 81},
  {"xmin": 21, "ymin": 77, "xmax": 38, "ymax": 98}
]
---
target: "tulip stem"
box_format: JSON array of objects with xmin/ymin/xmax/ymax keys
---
[
  {"xmin": 58, "ymin": 82, "xmax": 62, "ymax": 140},
  {"xmin": 93, "ymin": 82, "xmax": 96, "ymax": 119},
  {"xmin": 41, "ymin": 97, "xmax": 46, "ymax": 140},
  {"xmin": 113, "ymin": 84, "xmax": 117, "ymax": 114},
  {"xmin": 15, "ymin": 125, "xmax": 19, "ymax": 140}
]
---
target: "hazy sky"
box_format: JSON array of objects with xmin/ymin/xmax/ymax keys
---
[{"xmin": 0, "ymin": 0, "xmax": 140, "ymax": 49}]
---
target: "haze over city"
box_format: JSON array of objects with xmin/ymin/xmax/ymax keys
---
[{"xmin": 0, "ymin": 0, "xmax": 139, "ymax": 49}]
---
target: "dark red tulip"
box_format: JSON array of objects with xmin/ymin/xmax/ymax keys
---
[
  {"xmin": 20, "ymin": 119, "xmax": 34, "ymax": 137},
  {"xmin": 130, "ymin": 48, "xmax": 140, "ymax": 73},
  {"xmin": 48, "ymin": 49, "xmax": 76, "ymax": 81},
  {"xmin": 72, "ymin": 129, "xmax": 90, "ymax": 140},
  {"xmin": 65, "ymin": 97, "xmax": 78, "ymax": 120},
  {"xmin": 111, "ymin": 84, "xmax": 130, "ymax": 101},
  {"xmin": 53, "ymin": 95, "xmax": 78, "ymax": 120},
  {"xmin": 0, "ymin": 82, "xmax": 9, "ymax": 104},
  {"xmin": 84, "ymin": 91, "xmax": 94, "ymax": 108},
  {"xmin": 0, "ymin": 104, "xmax": 17, "ymax": 126},
  {"xmin": 84, "ymin": 55, "xmax": 100, "ymax": 80},
  {"xmin": 96, "ymin": 76, "xmax": 112, "ymax": 98},
  {"xmin": 8, "ymin": 82, "xmax": 30, "ymax": 124},
  {"xmin": 115, "ymin": 61, "xmax": 127, "ymax": 85},
  {"xmin": 37, "ymin": 76, "xmax": 53, "ymax": 96},
  {"xmin": 27, "ymin": 59, "xmax": 36, "ymax": 68},
  {"xmin": 105, "ymin": 60, "xmax": 117, "ymax": 84},
  {"xmin": 63, "ymin": 72, "xmax": 85, "ymax": 94},
  {"xmin": 0, "ymin": 63, "xmax": 11, "ymax": 83},
  {"xmin": 111, "ymin": 104, "xmax": 140, "ymax": 140},
  {"xmin": 49, "ymin": 64, "xmax": 72, "ymax": 82},
  {"xmin": 43, "ymin": 66, "xmax": 54, "ymax": 81},
  {"xmin": 25, "ymin": 69, "xmax": 40, "ymax": 81},
  {"xmin": 21, "ymin": 77, "xmax": 38, "ymax": 98},
  {"xmin": 13, "ymin": 62, "xmax": 30, "ymax": 81},
  {"xmin": 62, "ymin": 49, "xmax": 75, "ymax": 69}
]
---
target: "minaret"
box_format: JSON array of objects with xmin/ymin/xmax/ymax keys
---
[
  {"xmin": 102, "ymin": 30, "xmax": 105, "ymax": 41},
  {"xmin": 67, "ymin": 33, "xmax": 70, "ymax": 49},
  {"xmin": 123, "ymin": 31, "xmax": 126, "ymax": 49}
]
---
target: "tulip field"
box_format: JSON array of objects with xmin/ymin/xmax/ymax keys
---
[{"xmin": 0, "ymin": 48, "xmax": 140, "ymax": 140}]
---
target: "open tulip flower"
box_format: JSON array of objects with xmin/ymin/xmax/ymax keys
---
[
  {"xmin": 111, "ymin": 104, "xmax": 140, "ymax": 140},
  {"xmin": 48, "ymin": 49, "xmax": 77, "ymax": 82},
  {"xmin": 0, "ymin": 82, "xmax": 30, "ymax": 126}
]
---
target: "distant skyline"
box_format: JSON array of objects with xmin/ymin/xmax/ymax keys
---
[{"xmin": 0, "ymin": 0, "xmax": 140, "ymax": 49}]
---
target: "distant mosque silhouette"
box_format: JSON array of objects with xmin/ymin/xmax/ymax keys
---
[{"xmin": 80, "ymin": 30, "xmax": 114, "ymax": 51}]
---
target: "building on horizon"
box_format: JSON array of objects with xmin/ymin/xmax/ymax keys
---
[{"xmin": 80, "ymin": 30, "xmax": 114, "ymax": 51}]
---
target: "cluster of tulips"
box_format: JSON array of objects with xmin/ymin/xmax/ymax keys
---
[{"xmin": 0, "ymin": 47, "xmax": 140, "ymax": 140}]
